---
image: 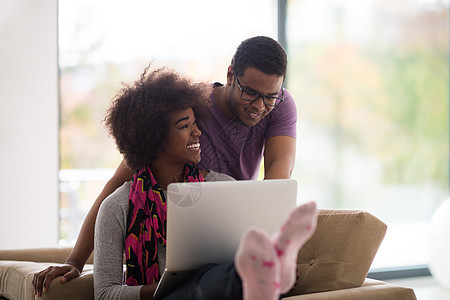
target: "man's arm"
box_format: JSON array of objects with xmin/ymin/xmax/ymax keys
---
[
  {"xmin": 66, "ymin": 160, "xmax": 134, "ymax": 269},
  {"xmin": 33, "ymin": 159, "xmax": 134, "ymax": 296},
  {"xmin": 263, "ymin": 135, "xmax": 296, "ymax": 179}
]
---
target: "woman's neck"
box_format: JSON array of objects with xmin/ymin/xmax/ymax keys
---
[{"xmin": 150, "ymin": 160, "xmax": 185, "ymax": 190}]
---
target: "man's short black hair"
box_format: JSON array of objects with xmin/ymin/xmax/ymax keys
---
[{"xmin": 231, "ymin": 36, "xmax": 287, "ymax": 78}]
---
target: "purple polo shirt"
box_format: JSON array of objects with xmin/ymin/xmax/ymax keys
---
[{"xmin": 197, "ymin": 84, "xmax": 297, "ymax": 180}]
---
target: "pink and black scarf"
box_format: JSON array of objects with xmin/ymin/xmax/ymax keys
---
[{"xmin": 124, "ymin": 163, "xmax": 204, "ymax": 285}]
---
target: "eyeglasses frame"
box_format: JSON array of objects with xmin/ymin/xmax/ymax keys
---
[{"xmin": 232, "ymin": 68, "xmax": 284, "ymax": 108}]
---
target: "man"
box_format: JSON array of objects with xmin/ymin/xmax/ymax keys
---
[
  {"xmin": 198, "ymin": 36, "xmax": 296, "ymax": 180},
  {"xmin": 32, "ymin": 36, "xmax": 297, "ymax": 296}
]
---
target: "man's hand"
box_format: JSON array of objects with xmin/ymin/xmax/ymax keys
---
[{"xmin": 32, "ymin": 264, "xmax": 81, "ymax": 297}]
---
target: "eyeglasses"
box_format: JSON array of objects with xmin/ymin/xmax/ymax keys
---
[{"xmin": 233, "ymin": 69, "xmax": 284, "ymax": 107}]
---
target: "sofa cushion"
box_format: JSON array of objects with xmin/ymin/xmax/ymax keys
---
[
  {"xmin": 283, "ymin": 279, "xmax": 416, "ymax": 300},
  {"xmin": 0, "ymin": 260, "xmax": 93, "ymax": 300},
  {"xmin": 284, "ymin": 209, "xmax": 387, "ymax": 296}
]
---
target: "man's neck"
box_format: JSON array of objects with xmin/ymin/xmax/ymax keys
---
[{"xmin": 213, "ymin": 84, "xmax": 235, "ymax": 120}]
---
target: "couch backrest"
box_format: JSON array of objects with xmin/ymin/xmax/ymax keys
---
[{"xmin": 284, "ymin": 209, "xmax": 387, "ymax": 296}]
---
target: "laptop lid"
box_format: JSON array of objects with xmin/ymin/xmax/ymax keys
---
[
  {"xmin": 165, "ymin": 179, "xmax": 298, "ymax": 271},
  {"xmin": 154, "ymin": 179, "xmax": 298, "ymax": 299}
]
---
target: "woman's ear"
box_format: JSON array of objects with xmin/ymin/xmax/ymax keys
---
[{"xmin": 226, "ymin": 65, "xmax": 234, "ymax": 86}]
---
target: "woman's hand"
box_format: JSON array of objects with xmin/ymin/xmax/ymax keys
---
[
  {"xmin": 32, "ymin": 264, "xmax": 81, "ymax": 297},
  {"xmin": 140, "ymin": 283, "xmax": 159, "ymax": 300}
]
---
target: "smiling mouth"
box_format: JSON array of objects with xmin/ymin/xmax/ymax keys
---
[
  {"xmin": 186, "ymin": 142, "xmax": 201, "ymax": 151},
  {"xmin": 245, "ymin": 108, "xmax": 263, "ymax": 120}
]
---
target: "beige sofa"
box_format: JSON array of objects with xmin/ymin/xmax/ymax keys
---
[{"xmin": 0, "ymin": 209, "xmax": 416, "ymax": 299}]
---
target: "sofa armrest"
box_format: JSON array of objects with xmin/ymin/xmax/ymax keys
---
[
  {"xmin": 0, "ymin": 260, "xmax": 93, "ymax": 300},
  {"xmin": 0, "ymin": 247, "xmax": 93, "ymax": 265},
  {"xmin": 40, "ymin": 269, "xmax": 94, "ymax": 300},
  {"xmin": 283, "ymin": 279, "xmax": 416, "ymax": 300}
]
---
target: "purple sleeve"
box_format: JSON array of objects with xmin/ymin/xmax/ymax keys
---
[{"xmin": 264, "ymin": 88, "xmax": 297, "ymax": 139}]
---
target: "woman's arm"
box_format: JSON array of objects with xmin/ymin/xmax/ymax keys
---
[
  {"xmin": 32, "ymin": 160, "xmax": 134, "ymax": 296},
  {"xmin": 94, "ymin": 183, "xmax": 142, "ymax": 299},
  {"xmin": 140, "ymin": 284, "xmax": 158, "ymax": 300}
]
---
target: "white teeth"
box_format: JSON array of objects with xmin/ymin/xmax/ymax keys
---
[
  {"xmin": 187, "ymin": 143, "xmax": 200, "ymax": 150},
  {"xmin": 247, "ymin": 110, "xmax": 262, "ymax": 118}
]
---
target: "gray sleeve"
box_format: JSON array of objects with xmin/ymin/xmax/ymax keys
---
[
  {"xmin": 94, "ymin": 183, "xmax": 142, "ymax": 300},
  {"xmin": 205, "ymin": 170, "xmax": 236, "ymax": 182}
]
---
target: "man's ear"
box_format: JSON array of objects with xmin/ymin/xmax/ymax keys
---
[{"xmin": 226, "ymin": 65, "xmax": 234, "ymax": 86}]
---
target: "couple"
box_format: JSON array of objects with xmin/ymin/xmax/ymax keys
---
[{"xmin": 33, "ymin": 36, "xmax": 317, "ymax": 299}]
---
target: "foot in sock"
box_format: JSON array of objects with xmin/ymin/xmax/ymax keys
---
[
  {"xmin": 271, "ymin": 201, "xmax": 318, "ymax": 293},
  {"xmin": 235, "ymin": 229, "xmax": 281, "ymax": 300}
]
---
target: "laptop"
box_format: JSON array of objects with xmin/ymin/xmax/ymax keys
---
[{"xmin": 153, "ymin": 179, "xmax": 298, "ymax": 299}]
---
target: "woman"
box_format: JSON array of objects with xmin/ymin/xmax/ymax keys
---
[{"xmin": 84, "ymin": 66, "xmax": 317, "ymax": 299}]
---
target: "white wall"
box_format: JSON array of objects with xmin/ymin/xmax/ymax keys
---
[{"xmin": 0, "ymin": 0, "xmax": 59, "ymax": 249}]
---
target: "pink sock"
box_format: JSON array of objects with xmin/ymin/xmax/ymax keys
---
[
  {"xmin": 235, "ymin": 229, "xmax": 281, "ymax": 300},
  {"xmin": 271, "ymin": 201, "xmax": 318, "ymax": 293}
]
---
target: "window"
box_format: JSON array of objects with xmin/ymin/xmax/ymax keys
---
[
  {"xmin": 58, "ymin": 0, "xmax": 277, "ymax": 244},
  {"xmin": 58, "ymin": 0, "xmax": 449, "ymax": 272},
  {"xmin": 287, "ymin": 0, "xmax": 449, "ymax": 269}
]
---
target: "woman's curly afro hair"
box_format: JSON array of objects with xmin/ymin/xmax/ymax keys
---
[{"xmin": 104, "ymin": 66, "xmax": 212, "ymax": 170}]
